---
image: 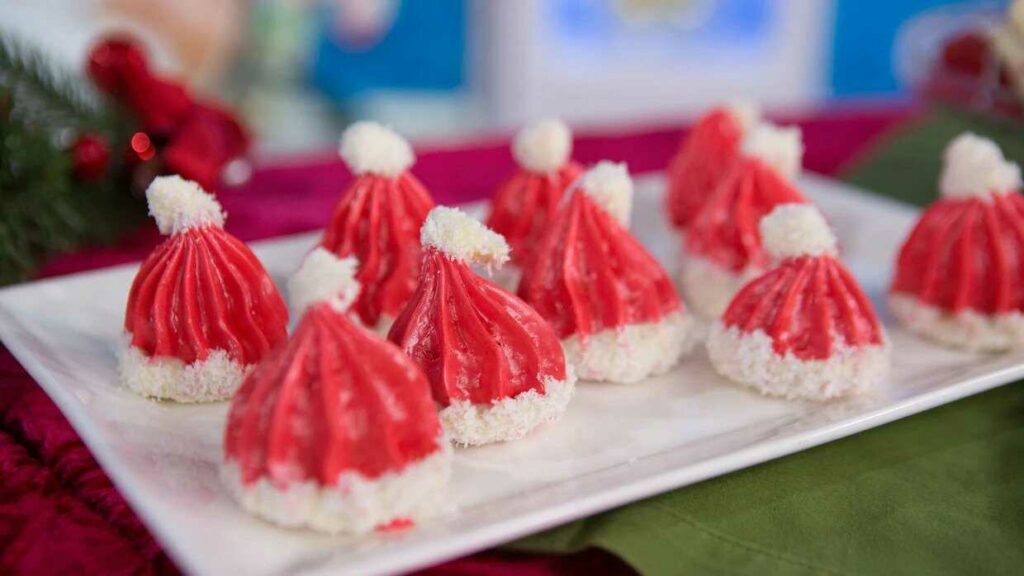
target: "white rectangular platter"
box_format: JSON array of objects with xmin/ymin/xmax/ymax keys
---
[{"xmin": 2, "ymin": 174, "xmax": 1022, "ymax": 576}]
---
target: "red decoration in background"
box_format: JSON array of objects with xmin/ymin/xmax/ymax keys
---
[
  {"xmin": 70, "ymin": 133, "xmax": 111, "ymax": 182},
  {"xmin": 86, "ymin": 37, "xmax": 148, "ymax": 95},
  {"xmin": 130, "ymin": 132, "xmax": 155, "ymax": 161},
  {"xmin": 85, "ymin": 35, "xmax": 250, "ymax": 189},
  {"xmin": 162, "ymin": 104, "xmax": 250, "ymax": 188},
  {"xmin": 942, "ymin": 31, "xmax": 990, "ymax": 78}
]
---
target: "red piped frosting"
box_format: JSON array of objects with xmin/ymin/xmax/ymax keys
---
[
  {"xmin": 486, "ymin": 119, "xmax": 583, "ymax": 267},
  {"xmin": 518, "ymin": 163, "xmax": 682, "ymax": 340},
  {"xmin": 665, "ymin": 106, "xmax": 751, "ymax": 230},
  {"xmin": 721, "ymin": 204, "xmax": 884, "ymax": 360},
  {"xmin": 224, "ymin": 281, "xmax": 442, "ymax": 487},
  {"xmin": 388, "ymin": 208, "xmax": 567, "ymax": 407},
  {"xmin": 125, "ymin": 177, "xmax": 287, "ymax": 365},
  {"xmin": 892, "ymin": 133, "xmax": 1024, "ymax": 316},
  {"xmin": 686, "ymin": 155, "xmax": 808, "ymax": 273},
  {"xmin": 486, "ymin": 162, "xmax": 583, "ymax": 266},
  {"xmin": 722, "ymin": 255, "xmax": 885, "ymax": 360},
  {"xmin": 321, "ymin": 122, "xmax": 435, "ymax": 327},
  {"xmin": 892, "ymin": 194, "xmax": 1024, "ymax": 315}
]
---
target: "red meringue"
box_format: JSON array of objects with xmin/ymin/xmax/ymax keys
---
[
  {"xmin": 485, "ymin": 119, "xmax": 583, "ymax": 270},
  {"xmin": 681, "ymin": 123, "xmax": 809, "ymax": 318},
  {"xmin": 518, "ymin": 162, "xmax": 695, "ymax": 383},
  {"xmin": 891, "ymin": 133, "xmax": 1024, "ymax": 351},
  {"xmin": 708, "ymin": 204, "xmax": 889, "ymax": 400},
  {"xmin": 665, "ymin": 102, "xmax": 759, "ymax": 230},
  {"xmin": 320, "ymin": 121, "xmax": 435, "ymax": 331},
  {"xmin": 222, "ymin": 249, "xmax": 450, "ymax": 534},
  {"xmin": 388, "ymin": 207, "xmax": 575, "ymax": 446},
  {"xmin": 119, "ymin": 176, "xmax": 287, "ymax": 402}
]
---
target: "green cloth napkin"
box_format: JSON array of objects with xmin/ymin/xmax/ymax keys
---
[
  {"xmin": 508, "ymin": 108, "xmax": 1024, "ymax": 576},
  {"xmin": 844, "ymin": 107, "xmax": 1024, "ymax": 206}
]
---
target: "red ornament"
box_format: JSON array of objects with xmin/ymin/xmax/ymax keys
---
[
  {"xmin": 71, "ymin": 133, "xmax": 111, "ymax": 182},
  {"xmin": 85, "ymin": 34, "xmax": 252, "ymax": 188},
  {"xmin": 87, "ymin": 36, "xmax": 192, "ymax": 135},
  {"xmin": 86, "ymin": 37, "xmax": 149, "ymax": 96},
  {"xmin": 130, "ymin": 132, "xmax": 156, "ymax": 161},
  {"xmin": 162, "ymin": 103, "xmax": 251, "ymax": 189},
  {"xmin": 126, "ymin": 76, "xmax": 194, "ymax": 136}
]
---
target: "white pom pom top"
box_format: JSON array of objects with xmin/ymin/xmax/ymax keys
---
[
  {"xmin": 338, "ymin": 121, "xmax": 415, "ymax": 177},
  {"xmin": 513, "ymin": 118, "xmax": 572, "ymax": 174},
  {"xmin": 741, "ymin": 123, "xmax": 804, "ymax": 181},
  {"xmin": 578, "ymin": 161, "xmax": 633, "ymax": 225},
  {"xmin": 146, "ymin": 175, "xmax": 225, "ymax": 235},
  {"xmin": 288, "ymin": 248, "xmax": 361, "ymax": 315},
  {"xmin": 939, "ymin": 132, "xmax": 1022, "ymax": 200},
  {"xmin": 724, "ymin": 100, "xmax": 761, "ymax": 134},
  {"xmin": 421, "ymin": 206, "xmax": 510, "ymax": 267},
  {"xmin": 759, "ymin": 203, "xmax": 837, "ymax": 260}
]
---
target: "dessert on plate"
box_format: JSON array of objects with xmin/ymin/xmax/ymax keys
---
[
  {"xmin": 222, "ymin": 249, "xmax": 450, "ymax": 534},
  {"xmin": 707, "ymin": 204, "xmax": 889, "ymax": 400},
  {"xmin": 119, "ymin": 176, "xmax": 288, "ymax": 402},
  {"xmin": 388, "ymin": 207, "xmax": 575, "ymax": 446},
  {"xmin": 320, "ymin": 121, "xmax": 435, "ymax": 332},
  {"xmin": 485, "ymin": 119, "xmax": 582, "ymax": 283},
  {"xmin": 518, "ymin": 162, "xmax": 696, "ymax": 383},
  {"xmin": 665, "ymin": 101, "xmax": 760, "ymax": 231},
  {"xmin": 890, "ymin": 132, "xmax": 1024, "ymax": 351},
  {"xmin": 681, "ymin": 122, "xmax": 809, "ymax": 318}
]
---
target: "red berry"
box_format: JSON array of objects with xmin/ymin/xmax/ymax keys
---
[
  {"xmin": 86, "ymin": 36, "xmax": 149, "ymax": 96},
  {"xmin": 71, "ymin": 133, "xmax": 111, "ymax": 182}
]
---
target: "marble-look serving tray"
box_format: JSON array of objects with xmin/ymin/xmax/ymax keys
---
[{"xmin": 2, "ymin": 173, "xmax": 1021, "ymax": 576}]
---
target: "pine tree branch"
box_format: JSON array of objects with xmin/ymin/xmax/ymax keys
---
[
  {"xmin": 0, "ymin": 33, "xmax": 144, "ymax": 285},
  {"xmin": 0, "ymin": 35, "xmax": 106, "ymax": 131}
]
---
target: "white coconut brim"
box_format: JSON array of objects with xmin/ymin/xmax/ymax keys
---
[
  {"xmin": 440, "ymin": 373, "xmax": 576, "ymax": 447},
  {"xmin": 890, "ymin": 293, "xmax": 1024, "ymax": 352},
  {"xmin": 563, "ymin": 312, "xmax": 697, "ymax": 384},
  {"xmin": 679, "ymin": 251, "xmax": 762, "ymax": 319},
  {"xmin": 706, "ymin": 323, "xmax": 889, "ymax": 401},
  {"xmin": 118, "ymin": 337, "xmax": 248, "ymax": 403},
  {"xmin": 221, "ymin": 443, "xmax": 452, "ymax": 534}
]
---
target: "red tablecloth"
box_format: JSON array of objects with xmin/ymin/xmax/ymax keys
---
[{"xmin": 0, "ymin": 105, "xmax": 913, "ymax": 576}]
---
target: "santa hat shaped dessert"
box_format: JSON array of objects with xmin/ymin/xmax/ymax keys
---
[
  {"xmin": 665, "ymin": 101, "xmax": 759, "ymax": 230},
  {"xmin": 320, "ymin": 121, "xmax": 435, "ymax": 332},
  {"xmin": 485, "ymin": 119, "xmax": 583, "ymax": 271},
  {"xmin": 890, "ymin": 133, "xmax": 1024, "ymax": 351},
  {"xmin": 518, "ymin": 162, "xmax": 696, "ymax": 383},
  {"xmin": 119, "ymin": 176, "xmax": 288, "ymax": 402},
  {"xmin": 707, "ymin": 205, "xmax": 889, "ymax": 400},
  {"xmin": 387, "ymin": 207, "xmax": 575, "ymax": 446},
  {"xmin": 222, "ymin": 249, "xmax": 450, "ymax": 534},
  {"xmin": 681, "ymin": 122, "xmax": 809, "ymax": 318}
]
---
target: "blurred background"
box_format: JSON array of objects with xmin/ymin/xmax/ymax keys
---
[{"xmin": 0, "ymin": 0, "xmax": 1010, "ymax": 154}]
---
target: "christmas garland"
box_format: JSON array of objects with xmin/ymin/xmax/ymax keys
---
[
  {"xmin": 0, "ymin": 36, "xmax": 139, "ymax": 286},
  {"xmin": 0, "ymin": 34, "xmax": 250, "ymax": 286}
]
